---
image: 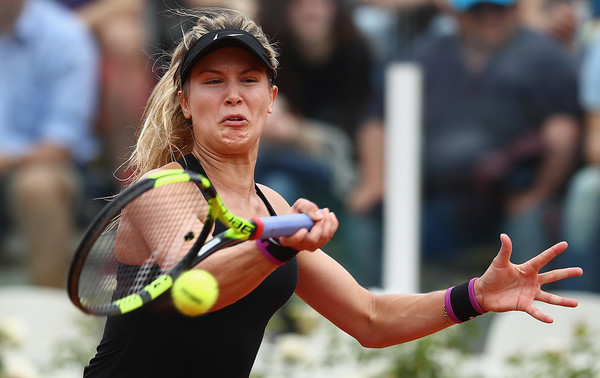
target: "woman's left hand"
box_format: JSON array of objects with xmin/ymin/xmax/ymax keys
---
[{"xmin": 476, "ymin": 233, "xmax": 583, "ymax": 323}]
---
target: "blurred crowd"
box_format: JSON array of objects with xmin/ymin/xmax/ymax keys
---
[{"xmin": 1, "ymin": 0, "xmax": 599, "ymax": 292}]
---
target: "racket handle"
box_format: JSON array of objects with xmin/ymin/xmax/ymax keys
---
[{"xmin": 251, "ymin": 212, "xmax": 316, "ymax": 239}]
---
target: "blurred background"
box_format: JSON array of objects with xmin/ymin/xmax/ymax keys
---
[{"xmin": 1, "ymin": 0, "xmax": 600, "ymax": 376}]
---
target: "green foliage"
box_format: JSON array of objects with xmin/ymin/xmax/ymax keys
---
[
  {"xmin": 0, "ymin": 330, "xmax": 6, "ymax": 375},
  {"xmin": 253, "ymin": 296, "xmax": 483, "ymax": 378},
  {"xmin": 255, "ymin": 298, "xmax": 600, "ymax": 378},
  {"xmin": 0, "ymin": 318, "xmax": 24, "ymax": 377},
  {"xmin": 0, "ymin": 314, "xmax": 102, "ymax": 377},
  {"xmin": 505, "ymin": 321, "xmax": 600, "ymax": 378},
  {"xmin": 46, "ymin": 315, "xmax": 103, "ymax": 372}
]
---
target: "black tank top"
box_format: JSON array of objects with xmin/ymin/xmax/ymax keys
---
[{"xmin": 83, "ymin": 154, "xmax": 299, "ymax": 377}]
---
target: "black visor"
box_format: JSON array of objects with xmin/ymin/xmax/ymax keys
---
[{"xmin": 179, "ymin": 28, "xmax": 276, "ymax": 84}]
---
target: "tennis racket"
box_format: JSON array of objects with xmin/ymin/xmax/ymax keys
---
[{"xmin": 67, "ymin": 169, "xmax": 314, "ymax": 316}]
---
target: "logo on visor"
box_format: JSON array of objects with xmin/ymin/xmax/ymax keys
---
[{"xmin": 213, "ymin": 33, "xmax": 244, "ymax": 40}]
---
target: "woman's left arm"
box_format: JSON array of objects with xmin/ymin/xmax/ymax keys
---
[
  {"xmin": 296, "ymin": 250, "xmax": 451, "ymax": 348},
  {"xmin": 295, "ymin": 233, "xmax": 583, "ymax": 348}
]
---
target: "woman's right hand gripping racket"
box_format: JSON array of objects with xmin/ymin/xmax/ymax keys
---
[{"xmin": 67, "ymin": 169, "xmax": 314, "ymax": 316}]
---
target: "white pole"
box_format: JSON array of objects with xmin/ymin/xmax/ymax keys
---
[{"xmin": 382, "ymin": 63, "xmax": 423, "ymax": 293}]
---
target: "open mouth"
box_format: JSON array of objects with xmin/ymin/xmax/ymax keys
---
[{"xmin": 222, "ymin": 115, "xmax": 247, "ymax": 123}]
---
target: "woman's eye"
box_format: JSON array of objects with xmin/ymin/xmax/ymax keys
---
[{"xmin": 205, "ymin": 78, "xmax": 223, "ymax": 84}]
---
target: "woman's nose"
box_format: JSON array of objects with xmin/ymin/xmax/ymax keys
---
[{"xmin": 224, "ymin": 84, "xmax": 243, "ymax": 105}]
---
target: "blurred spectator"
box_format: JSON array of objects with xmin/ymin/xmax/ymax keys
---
[
  {"xmin": 257, "ymin": 0, "xmax": 383, "ymax": 287},
  {"xmin": 399, "ymin": 0, "xmax": 581, "ymax": 268},
  {"xmin": 256, "ymin": 95, "xmax": 351, "ymax": 202},
  {"xmin": 259, "ymin": 0, "xmax": 373, "ymax": 145},
  {"xmin": 0, "ymin": 0, "xmax": 100, "ymax": 287},
  {"xmin": 358, "ymin": 0, "xmax": 586, "ymax": 57},
  {"xmin": 517, "ymin": 0, "xmax": 581, "ymax": 54},
  {"xmin": 354, "ymin": 0, "xmax": 448, "ymax": 62},
  {"xmin": 561, "ymin": 6, "xmax": 600, "ymax": 292},
  {"xmin": 577, "ymin": 0, "xmax": 600, "ymax": 55},
  {"xmin": 63, "ymin": 0, "xmax": 153, "ymax": 183}
]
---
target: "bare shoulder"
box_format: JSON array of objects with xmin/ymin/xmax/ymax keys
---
[
  {"xmin": 256, "ymin": 183, "xmax": 292, "ymax": 215},
  {"xmin": 139, "ymin": 162, "xmax": 184, "ymax": 180}
]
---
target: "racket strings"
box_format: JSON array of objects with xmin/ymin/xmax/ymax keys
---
[{"xmin": 77, "ymin": 181, "xmax": 210, "ymax": 311}]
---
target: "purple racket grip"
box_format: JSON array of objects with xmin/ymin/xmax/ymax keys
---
[{"xmin": 251, "ymin": 212, "xmax": 316, "ymax": 239}]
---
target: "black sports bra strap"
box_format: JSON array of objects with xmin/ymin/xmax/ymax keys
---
[
  {"xmin": 177, "ymin": 153, "xmax": 205, "ymax": 176},
  {"xmin": 176, "ymin": 153, "xmax": 277, "ymax": 217},
  {"xmin": 256, "ymin": 182, "xmax": 277, "ymax": 217}
]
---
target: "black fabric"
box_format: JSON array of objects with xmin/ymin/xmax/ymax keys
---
[
  {"xmin": 449, "ymin": 281, "xmax": 479, "ymax": 322},
  {"xmin": 84, "ymin": 154, "xmax": 298, "ymax": 377},
  {"xmin": 262, "ymin": 237, "xmax": 299, "ymax": 263}
]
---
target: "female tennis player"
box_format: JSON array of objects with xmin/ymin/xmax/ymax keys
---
[{"xmin": 83, "ymin": 7, "xmax": 583, "ymax": 377}]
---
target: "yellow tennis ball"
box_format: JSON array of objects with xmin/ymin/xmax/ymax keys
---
[{"xmin": 172, "ymin": 270, "xmax": 219, "ymax": 317}]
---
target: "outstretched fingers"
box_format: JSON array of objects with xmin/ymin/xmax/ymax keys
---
[
  {"xmin": 525, "ymin": 304, "xmax": 555, "ymax": 324},
  {"xmin": 538, "ymin": 267, "xmax": 584, "ymax": 286},
  {"xmin": 524, "ymin": 290, "xmax": 580, "ymax": 324},
  {"xmin": 524, "ymin": 241, "xmax": 569, "ymax": 273},
  {"xmin": 536, "ymin": 289, "xmax": 579, "ymax": 307}
]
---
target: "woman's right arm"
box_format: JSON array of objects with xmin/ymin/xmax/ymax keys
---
[{"xmin": 197, "ymin": 186, "xmax": 339, "ymax": 311}]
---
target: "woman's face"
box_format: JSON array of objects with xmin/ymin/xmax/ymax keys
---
[{"xmin": 179, "ymin": 47, "xmax": 277, "ymax": 155}]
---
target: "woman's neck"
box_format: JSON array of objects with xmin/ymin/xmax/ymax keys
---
[
  {"xmin": 199, "ymin": 160, "xmax": 267, "ymax": 218},
  {"xmin": 191, "ymin": 149, "xmax": 256, "ymax": 197}
]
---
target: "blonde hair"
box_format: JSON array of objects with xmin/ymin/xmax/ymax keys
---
[{"xmin": 124, "ymin": 7, "xmax": 278, "ymax": 184}]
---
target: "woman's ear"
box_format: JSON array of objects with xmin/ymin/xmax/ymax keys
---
[
  {"xmin": 267, "ymin": 85, "xmax": 279, "ymax": 114},
  {"xmin": 178, "ymin": 90, "xmax": 192, "ymax": 119}
]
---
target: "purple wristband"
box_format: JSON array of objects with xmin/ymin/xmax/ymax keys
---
[
  {"xmin": 468, "ymin": 277, "xmax": 487, "ymax": 315},
  {"xmin": 444, "ymin": 287, "xmax": 462, "ymax": 324},
  {"xmin": 256, "ymin": 239, "xmax": 285, "ymax": 266},
  {"xmin": 445, "ymin": 277, "xmax": 488, "ymax": 323}
]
